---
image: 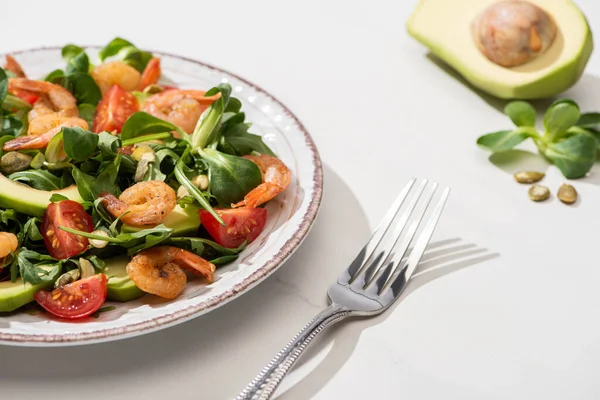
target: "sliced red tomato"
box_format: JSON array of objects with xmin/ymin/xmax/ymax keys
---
[
  {"xmin": 9, "ymin": 88, "xmax": 39, "ymax": 105},
  {"xmin": 34, "ymin": 274, "xmax": 108, "ymax": 319},
  {"xmin": 199, "ymin": 208, "xmax": 267, "ymax": 248},
  {"xmin": 92, "ymin": 84, "xmax": 139, "ymax": 133},
  {"xmin": 138, "ymin": 58, "xmax": 161, "ymax": 91},
  {"xmin": 42, "ymin": 200, "xmax": 93, "ymax": 260}
]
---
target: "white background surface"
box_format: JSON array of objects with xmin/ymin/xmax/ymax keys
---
[{"xmin": 1, "ymin": 0, "xmax": 600, "ymax": 399}]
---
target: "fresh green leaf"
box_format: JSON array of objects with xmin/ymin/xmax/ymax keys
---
[
  {"xmin": 61, "ymin": 44, "xmax": 85, "ymax": 63},
  {"xmin": 544, "ymin": 99, "xmax": 580, "ymax": 140},
  {"xmin": 9, "ymin": 170, "xmax": 64, "ymax": 190},
  {"xmin": 2, "ymin": 93, "xmax": 32, "ymax": 112},
  {"xmin": 577, "ymin": 112, "xmax": 600, "ymax": 128},
  {"xmin": 98, "ymin": 37, "xmax": 135, "ymax": 61},
  {"xmin": 120, "ymin": 47, "xmax": 153, "ymax": 73},
  {"xmin": 45, "ymin": 69, "xmax": 65, "ymax": 84},
  {"xmin": 190, "ymin": 91, "xmax": 224, "ymax": 149},
  {"xmin": 65, "ymin": 72, "xmax": 102, "ymax": 105},
  {"xmin": 62, "ymin": 126, "xmax": 99, "ymax": 161},
  {"xmin": 71, "ymin": 166, "xmax": 95, "ymax": 201},
  {"xmin": 0, "ymin": 68, "xmax": 8, "ymax": 104},
  {"xmin": 49, "ymin": 194, "xmax": 69, "ymax": 202},
  {"xmin": 1, "ymin": 115, "xmax": 24, "ymax": 137},
  {"xmin": 504, "ymin": 101, "xmax": 537, "ymax": 127},
  {"xmin": 121, "ymin": 112, "xmax": 184, "ymax": 141},
  {"xmin": 64, "ymin": 50, "xmax": 89, "ymax": 75},
  {"xmin": 543, "ymin": 133, "xmax": 596, "ymax": 179},
  {"xmin": 220, "ymin": 123, "xmax": 275, "ymax": 156},
  {"xmin": 199, "ymin": 148, "xmax": 262, "ymax": 206},
  {"xmin": 174, "ymin": 152, "xmax": 223, "ymax": 225},
  {"xmin": 121, "ymin": 132, "xmax": 172, "ymax": 146},
  {"xmin": 97, "ymin": 131, "xmax": 121, "ymax": 156},
  {"xmin": 22, "ymin": 217, "xmax": 43, "ymax": 246},
  {"xmin": 16, "ymin": 249, "xmax": 61, "ymax": 285},
  {"xmin": 44, "ymin": 131, "xmax": 68, "ymax": 163},
  {"xmin": 93, "ymin": 154, "xmax": 121, "ymax": 196},
  {"xmin": 476, "ymin": 130, "xmax": 531, "ymax": 152},
  {"xmin": 209, "ymin": 255, "xmax": 239, "ymax": 266},
  {"xmin": 78, "ymin": 103, "xmax": 96, "ymax": 128}
]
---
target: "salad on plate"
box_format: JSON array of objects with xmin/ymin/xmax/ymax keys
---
[{"xmin": 0, "ymin": 38, "xmax": 291, "ymax": 320}]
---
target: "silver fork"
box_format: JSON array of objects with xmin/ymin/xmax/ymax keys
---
[{"xmin": 236, "ymin": 179, "xmax": 450, "ymax": 400}]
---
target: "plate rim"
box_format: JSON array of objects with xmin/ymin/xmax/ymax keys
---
[{"xmin": 0, "ymin": 46, "xmax": 324, "ymax": 346}]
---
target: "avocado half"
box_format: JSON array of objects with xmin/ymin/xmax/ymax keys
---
[{"xmin": 406, "ymin": 0, "xmax": 594, "ymax": 99}]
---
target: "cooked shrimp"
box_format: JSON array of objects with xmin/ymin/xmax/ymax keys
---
[
  {"xmin": 126, "ymin": 245, "xmax": 216, "ymax": 299},
  {"xmin": 141, "ymin": 90, "xmax": 221, "ymax": 134},
  {"xmin": 9, "ymin": 78, "xmax": 78, "ymax": 118},
  {"xmin": 2, "ymin": 117, "xmax": 88, "ymax": 151},
  {"xmin": 138, "ymin": 58, "xmax": 161, "ymax": 91},
  {"xmin": 232, "ymin": 154, "xmax": 292, "ymax": 208},
  {"xmin": 100, "ymin": 180, "xmax": 177, "ymax": 226},
  {"xmin": 0, "ymin": 232, "xmax": 18, "ymax": 259},
  {"xmin": 4, "ymin": 55, "xmax": 26, "ymax": 78},
  {"xmin": 91, "ymin": 61, "xmax": 141, "ymax": 93}
]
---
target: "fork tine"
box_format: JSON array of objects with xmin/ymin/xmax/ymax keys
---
[
  {"xmin": 361, "ymin": 180, "xmax": 431, "ymax": 286},
  {"xmin": 386, "ymin": 187, "xmax": 451, "ymax": 296},
  {"xmin": 368, "ymin": 182, "xmax": 438, "ymax": 291},
  {"xmin": 345, "ymin": 179, "xmax": 416, "ymax": 281}
]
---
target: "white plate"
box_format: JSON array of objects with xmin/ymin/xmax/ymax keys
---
[{"xmin": 0, "ymin": 47, "xmax": 323, "ymax": 346}]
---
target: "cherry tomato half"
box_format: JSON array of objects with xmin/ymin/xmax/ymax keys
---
[
  {"xmin": 92, "ymin": 84, "xmax": 139, "ymax": 133},
  {"xmin": 34, "ymin": 274, "xmax": 108, "ymax": 319},
  {"xmin": 199, "ymin": 208, "xmax": 267, "ymax": 249},
  {"xmin": 42, "ymin": 200, "xmax": 93, "ymax": 260}
]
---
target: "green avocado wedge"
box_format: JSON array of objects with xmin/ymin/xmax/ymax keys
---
[
  {"xmin": 104, "ymin": 256, "xmax": 145, "ymax": 302},
  {"xmin": 0, "ymin": 266, "xmax": 58, "ymax": 312},
  {"xmin": 122, "ymin": 205, "xmax": 201, "ymax": 236},
  {"xmin": 406, "ymin": 0, "xmax": 594, "ymax": 99},
  {"xmin": 0, "ymin": 173, "xmax": 83, "ymax": 217}
]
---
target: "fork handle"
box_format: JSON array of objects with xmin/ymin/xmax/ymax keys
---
[{"xmin": 236, "ymin": 303, "xmax": 350, "ymax": 400}]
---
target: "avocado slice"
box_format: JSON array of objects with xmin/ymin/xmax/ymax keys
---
[
  {"xmin": 0, "ymin": 266, "xmax": 58, "ymax": 312},
  {"xmin": 122, "ymin": 205, "xmax": 201, "ymax": 236},
  {"xmin": 104, "ymin": 256, "xmax": 145, "ymax": 302},
  {"xmin": 407, "ymin": 0, "xmax": 593, "ymax": 99},
  {"xmin": 0, "ymin": 173, "xmax": 83, "ymax": 217}
]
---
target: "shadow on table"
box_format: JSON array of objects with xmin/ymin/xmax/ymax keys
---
[
  {"xmin": 275, "ymin": 239, "xmax": 499, "ymax": 400},
  {"xmin": 425, "ymin": 53, "xmax": 600, "ymax": 114}
]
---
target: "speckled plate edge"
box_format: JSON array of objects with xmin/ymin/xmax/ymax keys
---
[{"xmin": 0, "ymin": 47, "xmax": 323, "ymax": 347}]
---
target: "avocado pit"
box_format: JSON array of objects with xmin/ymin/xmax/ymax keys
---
[{"xmin": 472, "ymin": 0, "xmax": 557, "ymax": 67}]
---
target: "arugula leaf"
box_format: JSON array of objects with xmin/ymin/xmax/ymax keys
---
[
  {"xmin": 543, "ymin": 133, "xmax": 596, "ymax": 179},
  {"xmin": 78, "ymin": 103, "xmax": 96, "ymax": 128},
  {"xmin": 504, "ymin": 101, "xmax": 537, "ymax": 127},
  {"xmin": 62, "ymin": 126, "xmax": 99, "ymax": 161},
  {"xmin": 15, "ymin": 249, "xmax": 61, "ymax": 285},
  {"xmin": 97, "ymin": 131, "xmax": 121, "ymax": 156},
  {"xmin": 1, "ymin": 114, "xmax": 24, "ymax": 137},
  {"xmin": 199, "ymin": 148, "xmax": 262, "ymax": 206},
  {"xmin": 120, "ymin": 112, "xmax": 184, "ymax": 141},
  {"xmin": 9, "ymin": 170, "xmax": 64, "ymax": 190},
  {"xmin": 22, "ymin": 217, "xmax": 43, "ymax": 246},
  {"xmin": 71, "ymin": 166, "xmax": 96, "ymax": 201},
  {"xmin": 174, "ymin": 151, "xmax": 223, "ymax": 224},
  {"xmin": 220, "ymin": 123, "xmax": 275, "ymax": 156}
]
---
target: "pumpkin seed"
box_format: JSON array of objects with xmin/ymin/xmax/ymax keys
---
[
  {"xmin": 514, "ymin": 171, "xmax": 545, "ymax": 184},
  {"xmin": 89, "ymin": 230, "xmax": 110, "ymax": 249},
  {"xmin": 528, "ymin": 185, "xmax": 550, "ymax": 202},
  {"xmin": 0, "ymin": 152, "xmax": 32, "ymax": 174},
  {"xmin": 79, "ymin": 258, "xmax": 95, "ymax": 279},
  {"xmin": 557, "ymin": 184, "xmax": 577, "ymax": 204},
  {"xmin": 54, "ymin": 269, "xmax": 80, "ymax": 289}
]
